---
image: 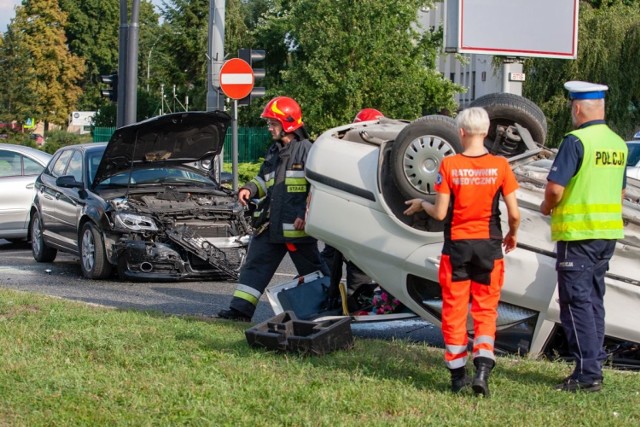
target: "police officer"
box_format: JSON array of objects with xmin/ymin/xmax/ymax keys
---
[
  {"xmin": 218, "ymin": 96, "xmax": 329, "ymax": 322},
  {"xmin": 540, "ymin": 81, "xmax": 627, "ymax": 392},
  {"xmin": 404, "ymin": 107, "xmax": 520, "ymax": 396}
]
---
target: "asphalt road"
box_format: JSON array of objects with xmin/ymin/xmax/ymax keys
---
[{"xmin": 0, "ymin": 239, "xmax": 444, "ymax": 346}]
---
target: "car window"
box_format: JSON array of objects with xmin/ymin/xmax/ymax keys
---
[
  {"xmin": 88, "ymin": 150, "xmax": 104, "ymax": 185},
  {"xmin": 66, "ymin": 150, "xmax": 84, "ymax": 182},
  {"xmin": 627, "ymin": 143, "xmax": 640, "ymax": 167},
  {"xmin": 51, "ymin": 150, "xmax": 73, "ymax": 177},
  {"xmin": 23, "ymin": 156, "xmax": 45, "ymax": 175},
  {"xmin": 0, "ymin": 150, "xmax": 21, "ymax": 177}
]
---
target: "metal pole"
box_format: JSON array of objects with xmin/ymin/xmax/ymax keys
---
[
  {"xmin": 117, "ymin": 0, "xmax": 128, "ymax": 128},
  {"xmin": 232, "ymin": 99, "xmax": 239, "ymax": 192},
  {"xmin": 207, "ymin": 0, "xmax": 227, "ymax": 183},
  {"xmin": 207, "ymin": 0, "xmax": 226, "ymax": 113},
  {"xmin": 160, "ymin": 84, "xmax": 164, "ymax": 115},
  {"xmin": 124, "ymin": 0, "xmax": 140, "ymax": 126}
]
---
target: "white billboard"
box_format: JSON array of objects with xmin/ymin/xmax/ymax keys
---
[
  {"xmin": 445, "ymin": 0, "xmax": 579, "ymax": 59},
  {"xmin": 70, "ymin": 111, "xmax": 96, "ymax": 127}
]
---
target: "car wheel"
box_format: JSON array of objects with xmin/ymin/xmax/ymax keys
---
[
  {"xmin": 469, "ymin": 93, "xmax": 547, "ymax": 156},
  {"xmin": 79, "ymin": 222, "xmax": 112, "ymax": 280},
  {"xmin": 391, "ymin": 115, "xmax": 462, "ymax": 201},
  {"xmin": 31, "ymin": 212, "xmax": 57, "ymax": 262}
]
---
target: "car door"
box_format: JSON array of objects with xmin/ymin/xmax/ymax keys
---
[
  {"xmin": 0, "ymin": 149, "xmax": 38, "ymax": 235},
  {"xmin": 53, "ymin": 149, "xmax": 87, "ymax": 250},
  {"xmin": 37, "ymin": 149, "xmax": 73, "ymax": 244}
]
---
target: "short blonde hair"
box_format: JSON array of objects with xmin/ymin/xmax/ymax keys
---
[{"xmin": 456, "ymin": 107, "xmax": 490, "ymax": 136}]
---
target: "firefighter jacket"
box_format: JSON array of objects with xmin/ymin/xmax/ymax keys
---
[{"xmin": 242, "ymin": 136, "xmax": 315, "ymax": 243}]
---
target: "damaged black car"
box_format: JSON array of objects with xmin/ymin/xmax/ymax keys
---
[{"xmin": 29, "ymin": 111, "xmax": 251, "ymax": 281}]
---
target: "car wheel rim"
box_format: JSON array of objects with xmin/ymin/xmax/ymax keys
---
[
  {"xmin": 81, "ymin": 229, "xmax": 95, "ymax": 272},
  {"xmin": 32, "ymin": 217, "xmax": 42, "ymax": 255},
  {"xmin": 402, "ymin": 135, "xmax": 456, "ymax": 194}
]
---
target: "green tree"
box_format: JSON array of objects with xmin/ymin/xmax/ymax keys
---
[
  {"xmin": 250, "ymin": 0, "xmax": 460, "ymax": 136},
  {"xmin": 524, "ymin": 2, "xmax": 640, "ymax": 145},
  {"xmin": 60, "ymin": 0, "xmax": 160, "ymax": 111},
  {"xmin": 1, "ymin": 0, "xmax": 85, "ymax": 129},
  {"xmin": 151, "ymin": 0, "xmax": 211, "ymax": 111}
]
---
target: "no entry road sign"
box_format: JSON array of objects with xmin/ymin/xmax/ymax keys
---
[{"xmin": 219, "ymin": 58, "xmax": 255, "ymax": 100}]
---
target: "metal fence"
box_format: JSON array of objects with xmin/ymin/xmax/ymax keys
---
[
  {"xmin": 92, "ymin": 126, "xmax": 271, "ymax": 164},
  {"xmin": 93, "ymin": 127, "xmax": 116, "ymax": 143},
  {"xmin": 222, "ymin": 127, "xmax": 272, "ymax": 163}
]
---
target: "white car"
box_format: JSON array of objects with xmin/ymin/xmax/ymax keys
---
[
  {"xmin": 626, "ymin": 140, "xmax": 640, "ymax": 180},
  {"xmin": 271, "ymin": 94, "xmax": 640, "ymax": 366},
  {"xmin": 0, "ymin": 143, "xmax": 52, "ymax": 242}
]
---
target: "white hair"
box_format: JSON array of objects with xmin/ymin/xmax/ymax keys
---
[{"xmin": 456, "ymin": 107, "xmax": 490, "ymax": 135}]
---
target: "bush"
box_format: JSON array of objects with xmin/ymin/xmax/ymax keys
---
[{"xmin": 224, "ymin": 161, "xmax": 263, "ymax": 186}]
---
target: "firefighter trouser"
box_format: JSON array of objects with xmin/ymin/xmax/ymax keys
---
[
  {"xmin": 229, "ymin": 232, "xmax": 329, "ymax": 318},
  {"xmin": 556, "ymin": 239, "xmax": 615, "ymax": 383},
  {"xmin": 439, "ymin": 254, "xmax": 504, "ymax": 370},
  {"xmin": 321, "ymin": 244, "xmax": 372, "ymax": 293}
]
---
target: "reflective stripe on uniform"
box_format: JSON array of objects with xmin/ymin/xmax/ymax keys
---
[
  {"xmin": 472, "ymin": 335, "xmax": 495, "ymax": 361},
  {"xmin": 264, "ymin": 171, "xmax": 275, "ymax": 189},
  {"xmin": 283, "ymin": 223, "xmax": 308, "ymax": 238},
  {"xmin": 285, "ymin": 170, "xmax": 306, "ymax": 178},
  {"xmin": 251, "ymin": 176, "xmax": 268, "ymax": 199},
  {"xmin": 444, "ymin": 344, "xmax": 468, "ymax": 369},
  {"xmin": 474, "ymin": 335, "xmax": 494, "ymax": 346},
  {"xmin": 285, "ymin": 171, "xmax": 307, "ymax": 192},
  {"xmin": 473, "ymin": 348, "xmax": 496, "ymax": 361},
  {"xmin": 232, "ymin": 284, "xmax": 262, "ymax": 306}
]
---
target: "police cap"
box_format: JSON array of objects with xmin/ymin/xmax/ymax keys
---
[{"xmin": 564, "ymin": 80, "xmax": 609, "ymax": 100}]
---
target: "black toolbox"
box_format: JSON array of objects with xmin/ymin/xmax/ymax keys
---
[{"xmin": 245, "ymin": 311, "xmax": 353, "ymax": 355}]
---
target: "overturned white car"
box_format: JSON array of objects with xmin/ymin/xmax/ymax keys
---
[{"xmin": 273, "ymin": 94, "xmax": 640, "ymax": 367}]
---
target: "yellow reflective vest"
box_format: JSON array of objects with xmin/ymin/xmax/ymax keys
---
[{"xmin": 551, "ymin": 124, "xmax": 627, "ymax": 241}]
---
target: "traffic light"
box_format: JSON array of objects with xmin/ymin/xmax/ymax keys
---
[
  {"xmin": 99, "ymin": 73, "xmax": 118, "ymax": 102},
  {"xmin": 238, "ymin": 48, "xmax": 266, "ymax": 106}
]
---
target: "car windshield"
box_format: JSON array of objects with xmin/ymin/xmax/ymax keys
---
[
  {"xmin": 628, "ymin": 142, "xmax": 640, "ymax": 167},
  {"xmin": 96, "ymin": 166, "xmax": 215, "ymax": 187}
]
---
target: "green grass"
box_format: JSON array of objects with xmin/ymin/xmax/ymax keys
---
[{"xmin": 1, "ymin": 289, "xmax": 638, "ymax": 426}]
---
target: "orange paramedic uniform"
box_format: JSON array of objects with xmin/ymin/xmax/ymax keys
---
[{"xmin": 434, "ymin": 153, "xmax": 519, "ymax": 370}]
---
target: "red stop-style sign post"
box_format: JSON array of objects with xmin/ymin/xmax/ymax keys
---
[{"xmin": 219, "ymin": 58, "xmax": 255, "ymax": 100}]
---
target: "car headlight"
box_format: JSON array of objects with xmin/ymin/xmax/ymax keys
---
[{"xmin": 114, "ymin": 212, "xmax": 158, "ymax": 231}]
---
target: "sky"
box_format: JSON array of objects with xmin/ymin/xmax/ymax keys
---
[{"xmin": 1, "ymin": 0, "xmax": 163, "ymax": 33}]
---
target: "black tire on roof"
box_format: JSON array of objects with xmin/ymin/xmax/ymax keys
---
[
  {"xmin": 469, "ymin": 93, "xmax": 547, "ymax": 156},
  {"xmin": 390, "ymin": 115, "xmax": 462, "ymax": 201}
]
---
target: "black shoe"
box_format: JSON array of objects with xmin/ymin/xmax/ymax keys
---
[
  {"xmin": 554, "ymin": 378, "xmax": 602, "ymax": 393},
  {"xmin": 217, "ymin": 308, "xmax": 251, "ymax": 322},
  {"xmin": 450, "ymin": 368, "xmax": 471, "ymax": 393},
  {"xmin": 472, "ymin": 357, "xmax": 494, "ymax": 397}
]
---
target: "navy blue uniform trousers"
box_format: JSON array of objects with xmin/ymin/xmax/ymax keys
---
[
  {"xmin": 556, "ymin": 239, "xmax": 616, "ymax": 383},
  {"xmin": 230, "ymin": 232, "xmax": 328, "ymax": 318}
]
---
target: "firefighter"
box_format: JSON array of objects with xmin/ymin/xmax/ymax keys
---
[
  {"xmin": 217, "ymin": 96, "xmax": 329, "ymax": 322},
  {"xmin": 404, "ymin": 107, "xmax": 520, "ymax": 396},
  {"xmin": 352, "ymin": 108, "xmax": 384, "ymax": 123},
  {"xmin": 321, "ymin": 108, "xmax": 385, "ymax": 311},
  {"xmin": 540, "ymin": 81, "xmax": 627, "ymax": 392}
]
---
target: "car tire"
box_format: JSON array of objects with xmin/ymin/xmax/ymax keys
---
[
  {"xmin": 469, "ymin": 93, "xmax": 547, "ymax": 156},
  {"xmin": 31, "ymin": 212, "xmax": 57, "ymax": 262},
  {"xmin": 79, "ymin": 222, "xmax": 112, "ymax": 280},
  {"xmin": 391, "ymin": 115, "xmax": 462, "ymax": 201}
]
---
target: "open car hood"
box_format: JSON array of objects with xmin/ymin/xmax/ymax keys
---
[{"xmin": 92, "ymin": 111, "xmax": 231, "ymax": 186}]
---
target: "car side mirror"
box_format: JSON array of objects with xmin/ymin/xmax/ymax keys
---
[{"xmin": 56, "ymin": 175, "xmax": 83, "ymax": 189}]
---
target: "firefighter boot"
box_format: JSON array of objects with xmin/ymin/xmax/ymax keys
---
[
  {"xmin": 472, "ymin": 357, "xmax": 495, "ymax": 397},
  {"xmin": 450, "ymin": 367, "xmax": 471, "ymax": 393}
]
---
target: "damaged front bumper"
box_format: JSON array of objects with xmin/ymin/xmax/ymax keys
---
[{"xmin": 115, "ymin": 233, "xmax": 249, "ymax": 281}]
